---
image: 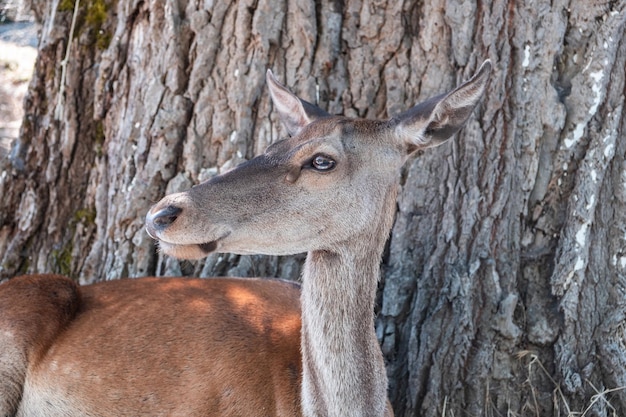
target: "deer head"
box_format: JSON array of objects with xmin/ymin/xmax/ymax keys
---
[{"xmin": 145, "ymin": 61, "xmax": 491, "ymax": 260}]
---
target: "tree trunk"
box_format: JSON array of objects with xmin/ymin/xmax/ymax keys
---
[{"xmin": 1, "ymin": 0, "xmax": 625, "ymax": 416}]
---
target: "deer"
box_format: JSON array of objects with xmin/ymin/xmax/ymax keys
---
[{"xmin": 0, "ymin": 60, "xmax": 491, "ymax": 417}]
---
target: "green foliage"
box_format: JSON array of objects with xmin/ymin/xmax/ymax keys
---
[
  {"xmin": 48, "ymin": 207, "xmax": 97, "ymax": 276},
  {"xmin": 57, "ymin": 0, "xmax": 113, "ymax": 50},
  {"xmin": 94, "ymin": 120, "xmax": 105, "ymax": 157},
  {"xmin": 86, "ymin": 0, "xmax": 112, "ymax": 49},
  {"xmin": 51, "ymin": 243, "xmax": 73, "ymax": 276},
  {"xmin": 58, "ymin": 0, "xmax": 76, "ymax": 12},
  {"xmin": 95, "ymin": 31, "xmax": 112, "ymax": 50},
  {"xmin": 74, "ymin": 208, "xmax": 97, "ymax": 225},
  {"xmin": 85, "ymin": 0, "xmax": 107, "ymax": 28}
]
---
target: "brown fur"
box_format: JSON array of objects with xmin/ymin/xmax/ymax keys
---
[
  {"xmin": 1, "ymin": 276, "xmax": 301, "ymax": 416},
  {"xmin": 0, "ymin": 275, "xmax": 80, "ymax": 416}
]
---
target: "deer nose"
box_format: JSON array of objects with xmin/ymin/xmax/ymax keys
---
[{"xmin": 147, "ymin": 205, "xmax": 182, "ymax": 232}]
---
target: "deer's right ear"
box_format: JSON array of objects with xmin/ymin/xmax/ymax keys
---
[
  {"xmin": 267, "ymin": 70, "xmax": 330, "ymax": 136},
  {"xmin": 392, "ymin": 60, "xmax": 491, "ymax": 153}
]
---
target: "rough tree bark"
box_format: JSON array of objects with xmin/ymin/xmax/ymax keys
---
[{"xmin": 0, "ymin": 0, "xmax": 625, "ymax": 416}]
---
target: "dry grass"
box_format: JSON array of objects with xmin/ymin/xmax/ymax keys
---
[
  {"xmin": 437, "ymin": 351, "xmax": 626, "ymax": 417},
  {"xmin": 516, "ymin": 350, "xmax": 626, "ymax": 417}
]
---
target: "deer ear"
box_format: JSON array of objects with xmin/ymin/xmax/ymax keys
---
[
  {"xmin": 393, "ymin": 60, "xmax": 492, "ymax": 153},
  {"xmin": 267, "ymin": 70, "xmax": 330, "ymax": 136}
]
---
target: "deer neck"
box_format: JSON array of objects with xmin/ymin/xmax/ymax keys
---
[{"xmin": 299, "ymin": 187, "xmax": 396, "ymax": 417}]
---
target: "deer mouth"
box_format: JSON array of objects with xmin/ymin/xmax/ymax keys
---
[
  {"xmin": 198, "ymin": 240, "xmax": 218, "ymax": 253},
  {"xmin": 145, "ymin": 226, "xmax": 227, "ymax": 259},
  {"xmin": 151, "ymin": 239, "xmax": 220, "ymax": 260}
]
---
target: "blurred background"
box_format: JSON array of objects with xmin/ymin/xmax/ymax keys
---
[{"xmin": 0, "ymin": 0, "xmax": 36, "ymax": 159}]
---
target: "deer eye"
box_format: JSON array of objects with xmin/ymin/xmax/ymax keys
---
[{"xmin": 311, "ymin": 154, "xmax": 336, "ymax": 171}]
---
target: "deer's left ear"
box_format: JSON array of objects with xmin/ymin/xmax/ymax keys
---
[
  {"xmin": 392, "ymin": 60, "xmax": 492, "ymax": 153},
  {"xmin": 267, "ymin": 70, "xmax": 330, "ymax": 137}
]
